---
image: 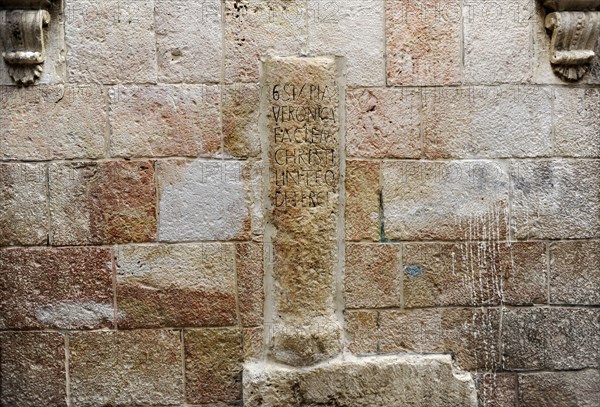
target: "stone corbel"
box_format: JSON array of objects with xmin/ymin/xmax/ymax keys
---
[
  {"xmin": 0, "ymin": 1, "xmax": 53, "ymax": 86},
  {"xmin": 542, "ymin": 0, "xmax": 600, "ymax": 81}
]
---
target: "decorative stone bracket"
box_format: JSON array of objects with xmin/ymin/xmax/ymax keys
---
[
  {"xmin": 0, "ymin": 1, "xmax": 53, "ymax": 86},
  {"xmin": 542, "ymin": 0, "xmax": 600, "ymax": 81}
]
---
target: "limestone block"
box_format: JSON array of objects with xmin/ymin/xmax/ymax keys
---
[
  {"xmin": 554, "ymin": 88, "xmax": 600, "ymax": 157},
  {"xmin": 345, "ymin": 160, "xmax": 380, "ymax": 241},
  {"xmin": 69, "ymin": 330, "xmax": 183, "ymax": 406},
  {"xmin": 243, "ymin": 355, "xmax": 477, "ymax": 406},
  {"xmin": 65, "ymin": 0, "xmax": 156, "ymax": 83},
  {"xmin": 386, "ymin": 0, "xmax": 461, "ymax": 85},
  {"xmin": 346, "ymin": 310, "xmax": 378, "ymax": 355},
  {"xmin": 109, "ymin": 85, "xmax": 221, "ymax": 158},
  {"xmin": 116, "ymin": 243, "xmax": 238, "ymax": 328},
  {"xmin": 157, "ymin": 159, "xmax": 251, "ymax": 241},
  {"xmin": 347, "ymin": 88, "xmax": 421, "ymax": 159},
  {"xmin": 237, "ymin": 242, "xmax": 264, "ymax": 327},
  {"xmin": 519, "ymin": 370, "xmax": 600, "ymax": 407},
  {"xmin": 550, "ymin": 240, "xmax": 600, "ymax": 305},
  {"xmin": 382, "ymin": 160, "xmax": 509, "ymax": 241},
  {"xmin": 0, "ymin": 332, "xmax": 66, "ymax": 407},
  {"xmin": 49, "ymin": 161, "xmax": 157, "ymax": 245},
  {"xmin": 0, "ymin": 85, "xmax": 107, "ymax": 160},
  {"xmin": 223, "ymin": 83, "xmax": 262, "ymax": 158},
  {"xmin": 155, "ymin": 0, "xmax": 222, "ymax": 83},
  {"xmin": 476, "ymin": 373, "xmax": 518, "ymax": 407},
  {"xmin": 422, "ymin": 86, "xmax": 552, "ymax": 158},
  {"xmin": 307, "ymin": 0, "xmax": 385, "ymax": 86},
  {"xmin": 0, "ymin": 247, "xmax": 113, "ymax": 330},
  {"xmin": 511, "ymin": 160, "xmax": 600, "ymax": 239},
  {"xmin": 0, "ymin": 163, "xmax": 48, "ymax": 246}
]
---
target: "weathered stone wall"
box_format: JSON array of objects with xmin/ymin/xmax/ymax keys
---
[{"xmin": 1, "ymin": 0, "xmax": 598, "ymax": 406}]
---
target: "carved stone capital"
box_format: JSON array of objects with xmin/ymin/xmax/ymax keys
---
[
  {"xmin": 541, "ymin": 0, "xmax": 600, "ymax": 81},
  {"xmin": 0, "ymin": 1, "xmax": 52, "ymax": 86}
]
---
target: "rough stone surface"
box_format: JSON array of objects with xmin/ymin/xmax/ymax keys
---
[
  {"xmin": 307, "ymin": 0, "xmax": 384, "ymax": 86},
  {"xmin": 346, "ymin": 310, "xmax": 378, "ymax": 355},
  {"xmin": 49, "ymin": 161, "xmax": 157, "ymax": 245},
  {"xmin": 244, "ymin": 355, "xmax": 477, "ymax": 406},
  {"xmin": 155, "ymin": 0, "xmax": 222, "ymax": 83},
  {"xmin": 501, "ymin": 308, "xmax": 599, "ymax": 370},
  {"xmin": 519, "ymin": 370, "xmax": 600, "ymax": 407},
  {"xmin": 0, "ymin": 247, "xmax": 113, "ymax": 330},
  {"xmin": 382, "ymin": 161, "xmax": 509, "ymax": 241},
  {"xmin": 345, "ymin": 243, "xmax": 401, "ymax": 309},
  {"xmin": 511, "ymin": 160, "xmax": 600, "ymax": 239},
  {"xmin": 116, "ymin": 243, "xmax": 237, "ymax": 328},
  {"xmin": 65, "ymin": 0, "xmax": 157, "ymax": 83},
  {"xmin": 0, "ymin": 332, "xmax": 66, "ymax": 407},
  {"xmin": 379, "ymin": 308, "xmax": 501, "ymax": 371},
  {"xmin": 243, "ymin": 326, "xmax": 264, "ymax": 360},
  {"xmin": 0, "ymin": 85, "xmax": 107, "ymax": 160},
  {"xmin": 477, "ymin": 373, "xmax": 518, "ymax": 407},
  {"xmin": 237, "ymin": 242, "xmax": 264, "ymax": 327},
  {"xmin": 345, "ymin": 160, "xmax": 380, "ymax": 242},
  {"xmin": 422, "ymin": 87, "xmax": 552, "ymax": 158},
  {"xmin": 157, "ymin": 159, "xmax": 250, "ymax": 241},
  {"xmin": 386, "ymin": 0, "xmax": 461, "ymax": 85},
  {"xmin": 185, "ymin": 328, "xmax": 243, "ymax": 405},
  {"xmin": 0, "ymin": 163, "xmax": 48, "ymax": 246},
  {"xmin": 109, "ymin": 85, "xmax": 221, "ymax": 158},
  {"xmin": 347, "ymin": 88, "xmax": 421, "ymax": 159},
  {"xmin": 554, "ymin": 88, "xmax": 600, "ymax": 157},
  {"xmin": 223, "ymin": 83, "xmax": 261, "ymax": 158},
  {"xmin": 550, "ymin": 240, "xmax": 600, "ymax": 305},
  {"xmin": 403, "ymin": 242, "xmax": 547, "ymax": 307},
  {"xmin": 69, "ymin": 330, "xmax": 183, "ymax": 406}
]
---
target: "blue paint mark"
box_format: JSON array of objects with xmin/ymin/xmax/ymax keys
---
[{"xmin": 405, "ymin": 265, "xmax": 423, "ymax": 277}]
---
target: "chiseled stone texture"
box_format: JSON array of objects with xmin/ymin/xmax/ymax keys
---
[
  {"xmin": 307, "ymin": 0, "xmax": 384, "ymax": 86},
  {"xmin": 476, "ymin": 373, "xmax": 517, "ymax": 407},
  {"xmin": 65, "ymin": 0, "xmax": 156, "ymax": 83},
  {"xmin": 49, "ymin": 161, "xmax": 157, "ymax": 245},
  {"xmin": 109, "ymin": 85, "xmax": 221, "ymax": 158},
  {"xmin": 155, "ymin": 0, "xmax": 222, "ymax": 83},
  {"xmin": 502, "ymin": 308, "xmax": 599, "ymax": 370},
  {"xmin": 244, "ymin": 355, "xmax": 477, "ymax": 406},
  {"xmin": 0, "ymin": 247, "xmax": 113, "ymax": 330},
  {"xmin": 511, "ymin": 160, "xmax": 600, "ymax": 239},
  {"xmin": 0, "ymin": 332, "xmax": 66, "ymax": 407},
  {"xmin": 345, "ymin": 243, "xmax": 401, "ymax": 309},
  {"xmin": 185, "ymin": 328, "xmax": 243, "ymax": 405},
  {"xmin": 382, "ymin": 160, "xmax": 509, "ymax": 241},
  {"xmin": 346, "ymin": 310, "xmax": 379, "ymax": 355},
  {"xmin": 386, "ymin": 0, "xmax": 461, "ymax": 85},
  {"xmin": 519, "ymin": 370, "xmax": 600, "ymax": 407},
  {"xmin": 463, "ymin": 0, "xmax": 532, "ymax": 84},
  {"xmin": 347, "ymin": 88, "xmax": 421, "ymax": 159},
  {"xmin": 69, "ymin": 330, "xmax": 183, "ymax": 406},
  {"xmin": 403, "ymin": 242, "xmax": 547, "ymax": 307},
  {"xmin": 157, "ymin": 159, "xmax": 251, "ymax": 241},
  {"xmin": 345, "ymin": 160, "xmax": 380, "ymax": 241},
  {"xmin": 224, "ymin": 0, "xmax": 307, "ymax": 83},
  {"xmin": 116, "ymin": 243, "xmax": 237, "ymax": 328},
  {"xmin": 0, "ymin": 85, "xmax": 107, "ymax": 160},
  {"xmin": 0, "ymin": 163, "xmax": 48, "ymax": 246},
  {"xmin": 422, "ymin": 87, "xmax": 552, "ymax": 158},
  {"xmin": 550, "ymin": 240, "xmax": 600, "ymax": 305},
  {"xmin": 554, "ymin": 88, "xmax": 600, "ymax": 157},
  {"xmin": 243, "ymin": 326, "xmax": 264, "ymax": 360},
  {"xmin": 223, "ymin": 83, "xmax": 261, "ymax": 158},
  {"xmin": 379, "ymin": 308, "xmax": 501, "ymax": 371},
  {"xmin": 237, "ymin": 243, "xmax": 264, "ymax": 327}
]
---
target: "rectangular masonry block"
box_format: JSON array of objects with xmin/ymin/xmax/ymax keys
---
[
  {"xmin": 223, "ymin": 83, "xmax": 262, "ymax": 158},
  {"xmin": 554, "ymin": 88, "xmax": 600, "ymax": 157},
  {"xmin": 0, "ymin": 163, "xmax": 48, "ymax": 246},
  {"xmin": 0, "ymin": 247, "xmax": 114, "ymax": 330},
  {"xmin": 0, "ymin": 332, "xmax": 66, "ymax": 407},
  {"xmin": 519, "ymin": 370, "xmax": 600, "ymax": 407},
  {"xmin": 346, "ymin": 88, "xmax": 421, "ymax": 159},
  {"xmin": 422, "ymin": 87, "xmax": 552, "ymax": 158},
  {"xmin": 345, "ymin": 160, "xmax": 380, "ymax": 241},
  {"xmin": 550, "ymin": 240, "xmax": 600, "ymax": 305},
  {"xmin": 345, "ymin": 310, "xmax": 379, "ymax": 355},
  {"xmin": 69, "ymin": 330, "xmax": 184, "ymax": 406},
  {"xmin": 386, "ymin": 0, "xmax": 461, "ymax": 85},
  {"xmin": 116, "ymin": 243, "xmax": 238, "ymax": 328},
  {"xmin": 65, "ymin": 0, "xmax": 156, "ymax": 83},
  {"xmin": 0, "ymin": 85, "xmax": 107, "ymax": 160},
  {"xmin": 382, "ymin": 160, "xmax": 509, "ymax": 241},
  {"xmin": 157, "ymin": 159, "xmax": 251, "ymax": 241},
  {"xmin": 109, "ymin": 85, "xmax": 221, "ymax": 158},
  {"xmin": 237, "ymin": 242, "xmax": 264, "ymax": 327},
  {"xmin": 49, "ymin": 161, "xmax": 157, "ymax": 245},
  {"xmin": 511, "ymin": 160, "xmax": 600, "ymax": 239},
  {"xmin": 476, "ymin": 373, "xmax": 517, "ymax": 407}
]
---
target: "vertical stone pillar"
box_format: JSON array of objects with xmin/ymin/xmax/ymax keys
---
[{"xmin": 262, "ymin": 56, "xmax": 344, "ymax": 366}]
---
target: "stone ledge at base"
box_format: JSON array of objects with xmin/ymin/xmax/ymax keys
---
[{"xmin": 243, "ymin": 354, "xmax": 477, "ymax": 407}]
